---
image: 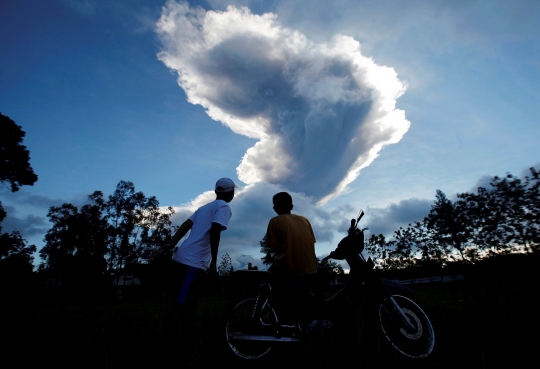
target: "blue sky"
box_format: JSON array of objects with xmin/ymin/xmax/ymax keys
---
[{"xmin": 1, "ymin": 0, "xmax": 539, "ymax": 270}]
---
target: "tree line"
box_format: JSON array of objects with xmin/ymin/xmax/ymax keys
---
[
  {"xmin": 0, "ymin": 113, "xmax": 39, "ymax": 286},
  {"xmin": 364, "ymin": 169, "xmax": 540, "ymax": 271},
  {"xmin": 38, "ymin": 180, "xmax": 177, "ymax": 280}
]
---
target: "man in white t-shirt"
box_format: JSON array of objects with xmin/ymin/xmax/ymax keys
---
[{"xmin": 155, "ymin": 177, "xmax": 236, "ymax": 353}]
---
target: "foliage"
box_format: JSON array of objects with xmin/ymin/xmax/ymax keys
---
[
  {"xmin": 0, "ymin": 230, "xmax": 37, "ymax": 275},
  {"xmin": 39, "ymin": 194, "xmax": 110, "ymax": 276},
  {"xmin": 259, "ymin": 235, "xmax": 275, "ymax": 265},
  {"xmin": 366, "ymin": 167, "xmax": 540, "ymax": 270},
  {"xmin": 487, "ymin": 171, "xmax": 540, "ymax": 253},
  {"xmin": 0, "ymin": 202, "xmax": 5, "ymax": 224},
  {"xmin": 106, "ymin": 180, "xmax": 175, "ymax": 270},
  {"xmin": 317, "ymin": 257, "xmax": 344, "ymax": 275},
  {"xmin": 217, "ymin": 253, "xmax": 234, "ymax": 276},
  {"xmin": 39, "ymin": 181, "xmax": 176, "ymax": 279},
  {"xmin": 0, "ymin": 113, "xmax": 38, "ymax": 192},
  {"xmin": 0, "ymin": 113, "xmax": 38, "ymax": 275}
]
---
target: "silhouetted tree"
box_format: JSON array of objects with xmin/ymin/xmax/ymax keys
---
[
  {"xmin": 0, "ymin": 113, "xmax": 38, "ymax": 192},
  {"xmin": 39, "ymin": 192, "xmax": 110, "ymax": 282},
  {"xmin": 456, "ymin": 186, "xmax": 505, "ymax": 257},
  {"xmin": 0, "ymin": 230, "xmax": 37, "ymax": 273},
  {"xmin": 365, "ymin": 233, "xmax": 388, "ymax": 267},
  {"xmin": 217, "ymin": 253, "xmax": 234, "ymax": 276},
  {"xmin": 424, "ymin": 190, "xmax": 475, "ymax": 261},
  {"xmin": 106, "ymin": 180, "xmax": 175, "ymax": 270},
  {"xmin": 317, "ymin": 257, "xmax": 344, "ymax": 275},
  {"xmin": 0, "ymin": 113, "xmax": 38, "ymax": 279},
  {"xmin": 487, "ymin": 170, "xmax": 540, "ymax": 253},
  {"xmin": 359, "ymin": 168, "xmax": 540, "ymax": 272},
  {"xmin": 40, "ymin": 203, "xmax": 79, "ymax": 272},
  {"xmin": 259, "ymin": 235, "xmax": 275, "ymax": 266},
  {"xmin": 410, "ymin": 220, "xmax": 446, "ymax": 264},
  {"xmin": 448, "ymin": 170, "xmax": 540, "ymax": 258},
  {"xmin": 525, "ymin": 168, "xmax": 540, "ymax": 251},
  {"xmin": 386, "ymin": 226, "xmax": 416, "ymax": 269},
  {"xmin": 40, "ymin": 181, "xmax": 176, "ymax": 284},
  {"xmin": 0, "ymin": 229, "xmax": 37, "ymax": 298}
]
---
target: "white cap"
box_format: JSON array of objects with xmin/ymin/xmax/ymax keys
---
[{"xmin": 215, "ymin": 177, "xmax": 237, "ymax": 193}]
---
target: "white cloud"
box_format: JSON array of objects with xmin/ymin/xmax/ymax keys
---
[
  {"xmin": 156, "ymin": 1, "xmax": 410, "ymax": 203},
  {"xmin": 232, "ymin": 254, "xmax": 265, "ymax": 270}
]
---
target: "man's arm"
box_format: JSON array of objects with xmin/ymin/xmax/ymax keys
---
[
  {"xmin": 208, "ymin": 222, "xmax": 223, "ymax": 275},
  {"xmin": 151, "ymin": 219, "xmax": 193, "ymax": 257}
]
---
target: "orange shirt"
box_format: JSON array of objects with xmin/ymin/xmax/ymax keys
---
[{"xmin": 266, "ymin": 214, "xmax": 317, "ymax": 276}]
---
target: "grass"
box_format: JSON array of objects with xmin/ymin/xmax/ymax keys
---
[{"xmin": 1, "ymin": 271, "xmax": 538, "ymax": 369}]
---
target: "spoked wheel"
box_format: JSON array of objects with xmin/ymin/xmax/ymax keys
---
[
  {"xmin": 378, "ymin": 295, "xmax": 435, "ymax": 359},
  {"xmin": 225, "ymin": 298, "xmax": 278, "ymax": 360}
]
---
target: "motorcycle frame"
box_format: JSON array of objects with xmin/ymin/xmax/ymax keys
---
[{"xmin": 230, "ymin": 250, "xmax": 415, "ymax": 343}]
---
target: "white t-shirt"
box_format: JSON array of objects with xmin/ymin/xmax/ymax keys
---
[{"xmin": 173, "ymin": 199, "xmax": 232, "ymax": 270}]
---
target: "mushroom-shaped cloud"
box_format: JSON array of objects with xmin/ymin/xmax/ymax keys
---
[{"xmin": 157, "ymin": 1, "xmax": 410, "ymax": 204}]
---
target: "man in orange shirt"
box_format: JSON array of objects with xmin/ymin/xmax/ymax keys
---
[
  {"xmin": 265, "ymin": 192, "xmax": 317, "ymax": 324},
  {"xmin": 265, "ymin": 192, "xmax": 317, "ymax": 277}
]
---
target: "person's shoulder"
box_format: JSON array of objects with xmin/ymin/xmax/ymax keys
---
[
  {"xmin": 192, "ymin": 200, "xmax": 210, "ymax": 212},
  {"xmin": 272, "ymin": 214, "xmax": 291, "ymax": 221},
  {"xmin": 270, "ymin": 214, "xmax": 301, "ymax": 225},
  {"xmin": 214, "ymin": 199, "xmax": 231, "ymax": 209},
  {"xmin": 268, "ymin": 214, "xmax": 284, "ymax": 225},
  {"xmin": 291, "ymin": 214, "xmax": 313, "ymax": 225},
  {"xmin": 212, "ymin": 200, "xmax": 232, "ymax": 217},
  {"xmin": 192, "ymin": 200, "xmax": 224, "ymax": 214}
]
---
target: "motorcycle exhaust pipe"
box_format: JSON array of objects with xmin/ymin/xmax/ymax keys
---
[{"xmin": 228, "ymin": 333, "xmax": 302, "ymax": 343}]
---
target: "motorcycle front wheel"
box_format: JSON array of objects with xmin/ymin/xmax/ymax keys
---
[
  {"xmin": 378, "ymin": 295, "xmax": 435, "ymax": 359},
  {"xmin": 225, "ymin": 298, "xmax": 278, "ymax": 360}
]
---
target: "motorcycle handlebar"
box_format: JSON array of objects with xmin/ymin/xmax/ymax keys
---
[
  {"xmin": 325, "ymin": 210, "xmax": 366, "ymax": 262},
  {"xmin": 357, "ymin": 209, "xmax": 364, "ymax": 223}
]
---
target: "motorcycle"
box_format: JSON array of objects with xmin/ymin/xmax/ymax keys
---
[{"xmin": 223, "ymin": 210, "xmax": 435, "ymax": 361}]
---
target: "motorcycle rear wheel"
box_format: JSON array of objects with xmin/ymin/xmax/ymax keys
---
[
  {"xmin": 225, "ymin": 298, "xmax": 278, "ymax": 360},
  {"xmin": 378, "ymin": 295, "xmax": 435, "ymax": 359}
]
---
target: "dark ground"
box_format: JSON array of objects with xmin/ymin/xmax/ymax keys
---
[{"xmin": 1, "ymin": 255, "xmax": 538, "ymax": 368}]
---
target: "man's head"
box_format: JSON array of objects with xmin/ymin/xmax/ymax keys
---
[
  {"xmin": 273, "ymin": 192, "xmax": 293, "ymax": 215},
  {"xmin": 215, "ymin": 177, "xmax": 237, "ymax": 203}
]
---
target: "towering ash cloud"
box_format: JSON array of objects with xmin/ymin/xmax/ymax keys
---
[{"xmin": 156, "ymin": 1, "xmax": 410, "ymax": 203}]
